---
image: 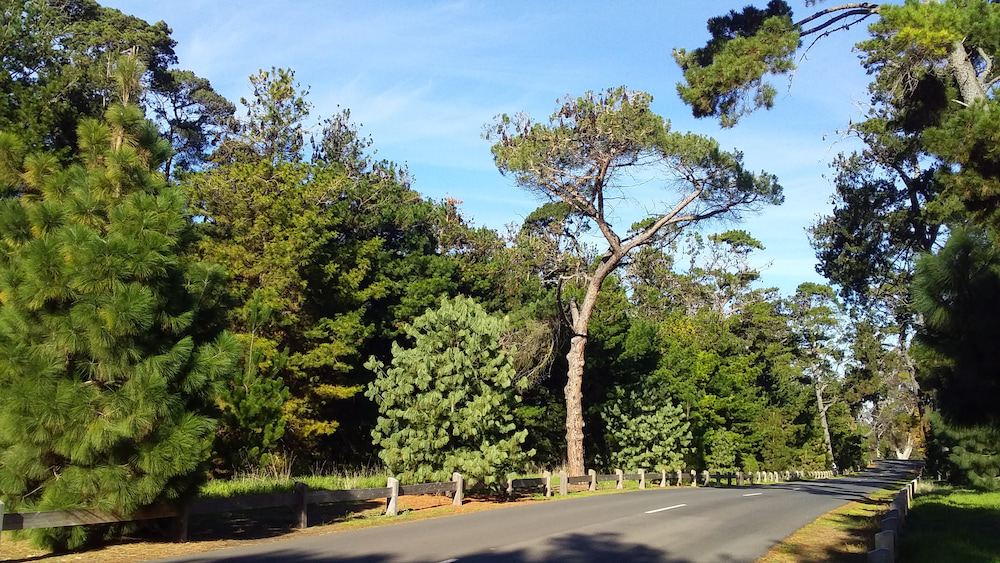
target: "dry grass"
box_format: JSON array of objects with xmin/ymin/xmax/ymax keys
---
[{"xmin": 757, "ymin": 479, "xmax": 906, "ymax": 563}]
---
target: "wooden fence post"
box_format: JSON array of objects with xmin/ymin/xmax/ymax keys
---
[
  {"xmin": 615, "ymin": 469, "xmax": 624, "ymax": 489},
  {"xmin": 676, "ymin": 469, "xmax": 682, "ymax": 486},
  {"xmin": 453, "ymin": 472, "xmax": 464, "ymax": 505},
  {"xmin": 690, "ymin": 470, "xmax": 697, "ymax": 486},
  {"xmin": 560, "ymin": 470, "xmax": 568, "ymax": 496},
  {"xmin": 660, "ymin": 469, "xmax": 667, "ymax": 488},
  {"xmin": 638, "ymin": 469, "xmax": 645, "ymax": 489},
  {"xmin": 294, "ymin": 481, "xmax": 308, "ymax": 529},
  {"xmin": 867, "ymin": 547, "xmax": 891, "ymax": 563},
  {"xmin": 386, "ymin": 477, "xmax": 399, "ymax": 516},
  {"xmin": 881, "ymin": 516, "xmax": 900, "ymax": 536},
  {"xmin": 702, "ymin": 470, "xmax": 710, "ymax": 486},
  {"xmin": 173, "ymin": 503, "xmax": 190, "ymax": 543},
  {"xmin": 543, "ymin": 471, "xmax": 552, "ymax": 498},
  {"xmin": 874, "ymin": 530, "xmax": 895, "ymax": 562},
  {"xmin": 588, "ymin": 469, "xmax": 597, "ymax": 491}
]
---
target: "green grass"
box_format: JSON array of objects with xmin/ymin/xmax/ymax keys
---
[
  {"xmin": 901, "ymin": 484, "xmax": 1000, "ymax": 563},
  {"xmin": 199, "ymin": 471, "xmax": 388, "ymax": 499}
]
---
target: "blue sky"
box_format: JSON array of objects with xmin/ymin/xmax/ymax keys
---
[{"xmin": 103, "ymin": 1, "xmax": 876, "ymax": 295}]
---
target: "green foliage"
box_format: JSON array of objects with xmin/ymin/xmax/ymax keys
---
[
  {"xmin": 148, "ymin": 69, "xmax": 236, "ymax": 180},
  {"xmin": 214, "ymin": 293, "xmax": 290, "ymax": 471},
  {"xmin": 488, "ymin": 87, "xmax": 783, "ymax": 215},
  {"xmin": 810, "ymin": 153, "xmax": 944, "ymax": 317},
  {"xmin": 0, "ymin": 105, "xmax": 238, "ymax": 551},
  {"xmin": 217, "ymin": 67, "xmax": 311, "ymax": 165},
  {"xmin": 365, "ymin": 296, "xmax": 532, "ymax": 486},
  {"xmin": 183, "ymin": 71, "xmax": 471, "ymax": 465},
  {"xmin": 198, "ymin": 469, "xmax": 386, "ymax": 500},
  {"xmin": 913, "ymin": 227, "xmax": 1000, "ymax": 427},
  {"xmin": 860, "ymin": 0, "xmax": 999, "ymax": 100},
  {"xmin": 924, "ymin": 99, "xmax": 1000, "ymax": 227},
  {"xmin": 601, "ymin": 388, "xmax": 691, "ymax": 471},
  {"xmin": 674, "ymin": 1, "xmax": 798, "ymax": 127},
  {"xmin": 704, "ymin": 429, "xmax": 740, "ymax": 474},
  {"xmin": 925, "ymin": 413, "xmax": 1000, "ymax": 491},
  {"xmin": 0, "ymin": 0, "xmax": 226, "ymax": 175},
  {"xmin": 488, "ymin": 86, "xmax": 781, "ymax": 474},
  {"xmin": 617, "ymin": 233, "xmax": 843, "ymax": 472}
]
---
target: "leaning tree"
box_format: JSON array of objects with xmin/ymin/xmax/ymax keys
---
[{"xmin": 486, "ymin": 87, "xmax": 782, "ymax": 474}]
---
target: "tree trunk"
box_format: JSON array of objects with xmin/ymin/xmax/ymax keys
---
[
  {"xmin": 894, "ymin": 433, "xmax": 914, "ymax": 460},
  {"xmin": 947, "ymin": 40, "xmax": 987, "ymax": 105},
  {"xmin": 564, "ymin": 334, "xmax": 587, "ymax": 476},
  {"xmin": 814, "ymin": 381, "xmax": 836, "ymax": 469},
  {"xmin": 563, "ymin": 257, "xmax": 619, "ymax": 476}
]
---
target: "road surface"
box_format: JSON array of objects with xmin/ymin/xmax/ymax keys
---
[{"xmin": 155, "ymin": 460, "xmax": 920, "ymax": 563}]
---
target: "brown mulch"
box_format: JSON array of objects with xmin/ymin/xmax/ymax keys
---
[{"xmin": 0, "ymin": 494, "xmax": 546, "ymax": 563}]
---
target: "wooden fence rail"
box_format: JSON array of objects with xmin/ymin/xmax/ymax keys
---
[{"xmin": 0, "ymin": 467, "xmax": 835, "ymax": 543}]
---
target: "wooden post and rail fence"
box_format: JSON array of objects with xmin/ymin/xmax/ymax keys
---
[{"xmin": 0, "ymin": 467, "xmax": 835, "ymax": 543}]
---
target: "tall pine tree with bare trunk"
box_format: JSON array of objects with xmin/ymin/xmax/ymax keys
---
[{"xmin": 486, "ymin": 87, "xmax": 782, "ymax": 474}]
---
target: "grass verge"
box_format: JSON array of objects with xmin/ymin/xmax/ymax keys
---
[
  {"xmin": 899, "ymin": 485, "xmax": 1000, "ymax": 563},
  {"xmin": 198, "ymin": 471, "xmax": 387, "ymax": 499},
  {"xmin": 756, "ymin": 478, "xmax": 911, "ymax": 563}
]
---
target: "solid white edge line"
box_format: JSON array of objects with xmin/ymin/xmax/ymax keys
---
[
  {"xmin": 645, "ymin": 503, "xmax": 687, "ymax": 514},
  {"xmin": 743, "ymin": 492, "xmax": 763, "ymax": 497}
]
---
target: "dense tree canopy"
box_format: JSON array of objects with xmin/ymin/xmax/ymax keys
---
[{"xmin": 678, "ymin": 0, "xmax": 1000, "ymax": 485}]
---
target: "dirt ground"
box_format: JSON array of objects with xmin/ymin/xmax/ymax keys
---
[{"xmin": 0, "ymin": 493, "xmax": 552, "ymax": 563}]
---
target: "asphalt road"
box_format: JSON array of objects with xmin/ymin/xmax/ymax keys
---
[{"xmin": 154, "ymin": 460, "xmax": 921, "ymax": 563}]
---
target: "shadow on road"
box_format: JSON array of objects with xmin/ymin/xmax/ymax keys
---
[
  {"xmin": 158, "ymin": 460, "xmax": 922, "ymax": 563},
  {"xmin": 168, "ymin": 531, "xmax": 751, "ymax": 562},
  {"xmin": 757, "ymin": 459, "xmax": 923, "ymax": 502}
]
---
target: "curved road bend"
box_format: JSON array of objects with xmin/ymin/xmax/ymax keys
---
[{"xmin": 154, "ymin": 460, "xmax": 921, "ymax": 563}]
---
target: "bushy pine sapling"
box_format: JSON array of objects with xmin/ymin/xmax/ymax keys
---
[
  {"xmin": 601, "ymin": 388, "xmax": 691, "ymax": 472},
  {"xmin": 926, "ymin": 412, "xmax": 1000, "ymax": 491},
  {"xmin": 365, "ymin": 295, "xmax": 532, "ymax": 487}
]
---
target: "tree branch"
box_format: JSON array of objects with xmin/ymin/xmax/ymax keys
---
[
  {"xmin": 799, "ymin": 7, "xmax": 879, "ymax": 37},
  {"xmin": 794, "ymin": 3, "xmax": 880, "ymax": 33}
]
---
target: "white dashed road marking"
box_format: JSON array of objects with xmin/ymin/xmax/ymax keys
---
[
  {"xmin": 645, "ymin": 504, "xmax": 687, "ymax": 514},
  {"xmin": 743, "ymin": 493, "xmax": 763, "ymax": 497}
]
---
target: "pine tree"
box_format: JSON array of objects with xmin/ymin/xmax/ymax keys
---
[
  {"xmin": 365, "ymin": 296, "xmax": 532, "ymax": 487},
  {"xmin": 912, "ymin": 227, "xmax": 1000, "ymax": 427},
  {"xmin": 601, "ymin": 388, "xmax": 691, "ymax": 471},
  {"xmin": 0, "ymin": 103, "xmax": 238, "ymax": 551}
]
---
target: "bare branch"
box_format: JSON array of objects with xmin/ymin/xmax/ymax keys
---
[
  {"xmin": 799, "ymin": 8, "xmax": 879, "ymax": 37},
  {"xmin": 794, "ymin": 3, "xmax": 880, "ymax": 33}
]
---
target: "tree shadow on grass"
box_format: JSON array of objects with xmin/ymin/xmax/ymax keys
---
[
  {"xmin": 181, "ymin": 501, "xmax": 390, "ymax": 543},
  {"xmin": 899, "ymin": 497, "xmax": 1000, "ymax": 563}
]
